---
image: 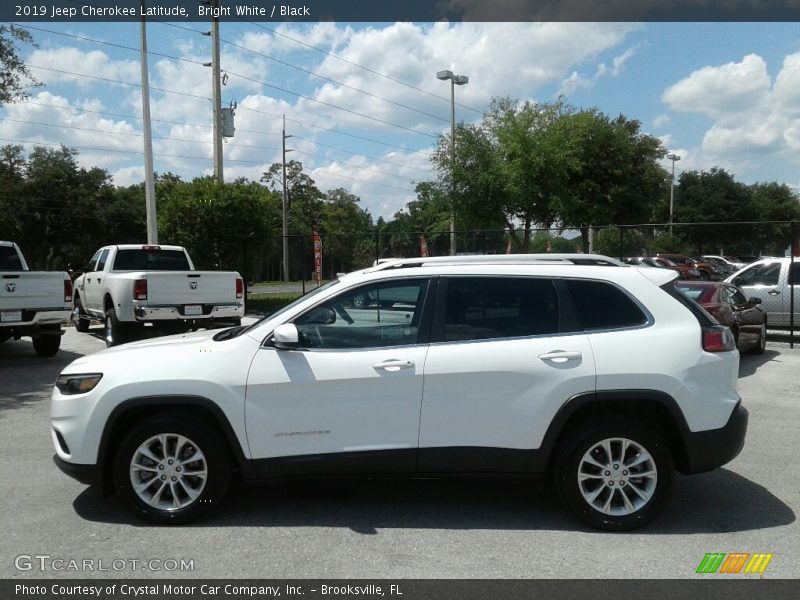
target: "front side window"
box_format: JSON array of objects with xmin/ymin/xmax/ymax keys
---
[
  {"xmin": 87, "ymin": 250, "xmax": 102, "ymax": 272},
  {"xmin": 293, "ymin": 279, "xmax": 428, "ymax": 349},
  {"xmin": 442, "ymin": 277, "xmax": 560, "ymax": 342},
  {"xmin": 96, "ymin": 249, "xmax": 109, "ymax": 271},
  {"xmin": 736, "ymin": 263, "xmax": 780, "ymax": 286}
]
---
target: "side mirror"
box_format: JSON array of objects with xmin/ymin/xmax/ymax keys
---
[
  {"xmin": 273, "ymin": 323, "xmax": 300, "ymax": 350},
  {"xmin": 747, "ymin": 297, "xmax": 762, "ymax": 307},
  {"xmin": 732, "ymin": 276, "xmax": 742, "ymax": 286}
]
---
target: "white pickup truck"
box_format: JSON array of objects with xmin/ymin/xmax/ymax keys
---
[
  {"xmin": 72, "ymin": 244, "xmax": 244, "ymax": 346},
  {"xmin": 0, "ymin": 241, "xmax": 73, "ymax": 356},
  {"xmin": 727, "ymin": 257, "xmax": 800, "ymax": 327}
]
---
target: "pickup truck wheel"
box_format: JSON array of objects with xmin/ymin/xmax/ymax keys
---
[
  {"xmin": 553, "ymin": 417, "xmax": 673, "ymax": 531},
  {"xmin": 73, "ymin": 298, "xmax": 90, "ymax": 333},
  {"xmin": 105, "ymin": 308, "xmax": 129, "ymax": 347},
  {"xmin": 32, "ymin": 328, "xmax": 61, "ymax": 357},
  {"xmin": 112, "ymin": 415, "xmax": 231, "ymax": 525}
]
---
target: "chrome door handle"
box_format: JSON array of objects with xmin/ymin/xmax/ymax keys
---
[
  {"xmin": 768, "ymin": 290, "xmax": 781, "ymax": 296},
  {"xmin": 539, "ymin": 351, "xmax": 582, "ymax": 363},
  {"xmin": 373, "ymin": 359, "xmax": 414, "ymax": 372}
]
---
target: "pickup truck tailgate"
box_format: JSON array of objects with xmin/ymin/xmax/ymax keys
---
[
  {"xmin": 0, "ymin": 272, "xmax": 67, "ymax": 311},
  {"xmin": 144, "ymin": 271, "xmax": 238, "ymax": 305}
]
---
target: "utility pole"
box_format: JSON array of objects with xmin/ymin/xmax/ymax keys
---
[
  {"xmin": 282, "ymin": 114, "xmax": 293, "ymax": 282},
  {"xmin": 139, "ymin": 2, "xmax": 157, "ymax": 244},
  {"xmin": 210, "ymin": 0, "xmax": 223, "ymax": 181}
]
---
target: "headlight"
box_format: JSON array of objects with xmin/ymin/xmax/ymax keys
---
[{"xmin": 56, "ymin": 373, "xmax": 103, "ymax": 395}]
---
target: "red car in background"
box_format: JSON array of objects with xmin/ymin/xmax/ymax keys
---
[
  {"xmin": 649, "ymin": 256, "xmax": 702, "ymax": 279},
  {"xmin": 658, "ymin": 253, "xmax": 717, "ymax": 280},
  {"xmin": 674, "ymin": 281, "xmax": 767, "ymax": 354}
]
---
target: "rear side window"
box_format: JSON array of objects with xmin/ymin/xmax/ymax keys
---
[
  {"xmin": 0, "ymin": 246, "xmax": 24, "ymax": 271},
  {"xmin": 443, "ymin": 277, "xmax": 559, "ymax": 342},
  {"xmin": 565, "ymin": 280, "xmax": 648, "ymax": 331},
  {"xmin": 113, "ymin": 249, "xmax": 191, "ymax": 271}
]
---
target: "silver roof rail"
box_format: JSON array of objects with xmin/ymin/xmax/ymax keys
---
[{"xmin": 368, "ymin": 254, "xmax": 625, "ymax": 271}]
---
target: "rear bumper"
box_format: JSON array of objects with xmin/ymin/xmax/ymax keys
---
[
  {"xmin": 0, "ymin": 309, "xmax": 70, "ymax": 336},
  {"xmin": 133, "ymin": 304, "xmax": 244, "ymax": 322},
  {"xmin": 682, "ymin": 402, "xmax": 748, "ymax": 474}
]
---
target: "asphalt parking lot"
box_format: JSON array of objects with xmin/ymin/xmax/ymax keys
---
[{"xmin": 0, "ymin": 327, "xmax": 798, "ymax": 579}]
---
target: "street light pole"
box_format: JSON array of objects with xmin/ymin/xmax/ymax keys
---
[
  {"xmin": 667, "ymin": 153, "xmax": 681, "ymax": 235},
  {"xmin": 437, "ymin": 70, "xmax": 468, "ymax": 256}
]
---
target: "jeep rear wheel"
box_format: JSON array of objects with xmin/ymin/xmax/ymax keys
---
[
  {"xmin": 112, "ymin": 415, "xmax": 231, "ymax": 525},
  {"xmin": 554, "ymin": 417, "xmax": 673, "ymax": 531}
]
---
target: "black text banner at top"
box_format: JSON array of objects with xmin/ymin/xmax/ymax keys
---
[{"xmin": 5, "ymin": 0, "xmax": 800, "ymax": 23}]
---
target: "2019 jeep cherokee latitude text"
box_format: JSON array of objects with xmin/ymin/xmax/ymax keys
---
[{"xmin": 51, "ymin": 255, "xmax": 747, "ymax": 531}]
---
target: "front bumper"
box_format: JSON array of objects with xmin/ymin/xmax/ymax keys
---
[
  {"xmin": 133, "ymin": 303, "xmax": 244, "ymax": 322},
  {"xmin": 53, "ymin": 455, "xmax": 100, "ymax": 486},
  {"xmin": 682, "ymin": 402, "xmax": 748, "ymax": 474}
]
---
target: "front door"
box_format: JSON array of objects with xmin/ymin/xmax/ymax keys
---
[
  {"xmin": 733, "ymin": 261, "xmax": 785, "ymax": 324},
  {"xmin": 245, "ymin": 278, "xmax": 433, "ymax": 477}
]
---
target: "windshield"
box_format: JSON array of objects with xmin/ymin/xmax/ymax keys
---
[{"xmin": 214, "ymin": 280, "xmax": 342, "ymax": 341}]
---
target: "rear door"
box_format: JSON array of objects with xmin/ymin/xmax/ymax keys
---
[{"xmin": 418, "ymin": 276, "xmax": 596, "ymax": 473}]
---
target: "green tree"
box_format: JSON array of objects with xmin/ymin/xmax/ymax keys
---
[
  {"xmin": 319, "ymin": 188, "xmax": 374, "ymax": 273},
  {"xmin": 558, "ymin": 109, "xmax": 668, "ymax": 251},
  {"xmin": 0, "ymin": 24, "xmax": 38, "ymax": 105}
]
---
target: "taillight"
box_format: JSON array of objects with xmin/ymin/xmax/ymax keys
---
[
  {"xmin": 235, "ymin": 278, "xmax": 243, "ymax": 299},
  {"xmin": 64, "ymin": 279, "xmax": 72, "ymax": 303},
  {"xmin": 142, "ymin": 245, "xmax": 160, "ymax": 252},
  {"xmin": 702, "ymin": 325, "xmax": 736, "ymax": 352},
  {"xmin": 133, "ymin": 279, "xmax": 148, "ymax": 301}
]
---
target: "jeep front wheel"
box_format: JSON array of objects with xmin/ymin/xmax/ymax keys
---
[
  {"xmin": 112, "ymin": 415, "xmax": 232, "ymax": 525},
  {"xmin": 554, "ymin": 417, "xmax": 673, "ymax": 531}
]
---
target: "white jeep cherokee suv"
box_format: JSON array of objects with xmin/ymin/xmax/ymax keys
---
[{"xmin": 51, "ymin": 255, "xmax": 747, "ymax": 531}]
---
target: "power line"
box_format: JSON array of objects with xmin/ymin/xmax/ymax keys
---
[
  {"xmin": 1, "ymin": 117, "xmax": 416, "ymax": 184},
  {"xmin": 292, "ymin": 135, "xmax": 431, "ymax": 174},
  {"xmin": 23, "ymin": 64, "xmax": 433, "ymax": 152},
  {"xmin": 0, "ymin": 117, "xmax": 282, "ymax": 152},
  {"xmin": 217, "ymin": 36, "xmax": 448, "ymax": 124},
  {"xmin": 245, "ymin": 21, "xmax": 483, "ymax": 115},
  {"xmin": 1, "ymin": 138, "xmax": 417, "ymax": 192},
  {"xmin": 17, "ymin": 23, "xmax": 437, "ymax": 140}
]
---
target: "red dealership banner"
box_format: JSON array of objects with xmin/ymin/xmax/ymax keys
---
[
  {"xmin": 420, "ymin": 236, "xmax": 429, "ymax": 258},
  {"xmin": 313, "ymin": 232, "xmax": 322, "ymax": 285}
]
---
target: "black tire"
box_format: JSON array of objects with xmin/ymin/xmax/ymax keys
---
[
  {"xmin": 112, "ymin": 414, "xmax": 232, "ymax": 525},
  {"xmin": 74, "ymin": 297, "xmax": 90, "ymax": 332},
  {"xmin": 104, "ymin": 307, "xmax": 130, "ymax": 347},
  {"xmin": 751, "ymin": 321, "xmax": 767, "ymax": 355},
  {"xmin": 32, "ymin": 328, "xmax": 61, "ymax": 357},
  {"xmin": 553, "ymin": 417, "xmax": 674, "ymax": 531}
]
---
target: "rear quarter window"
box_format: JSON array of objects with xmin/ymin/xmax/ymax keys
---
[{"xmin": 564, "ymin": 279, "xmax": 648, "ymax": 331}]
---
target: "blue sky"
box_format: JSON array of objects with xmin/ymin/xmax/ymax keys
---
[{"xmin": 2, "ymin": 21, "xmax": 800, "ymax": 219}]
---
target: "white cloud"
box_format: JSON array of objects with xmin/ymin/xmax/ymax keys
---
[
  {"xmin": 660, "ymin": 52, "xmax": 800, "ymax": 174},
  {"xmin": 662, "ymin": 54, "xmax": 770, "ymax": 119},
  {"xmin": 653, "ymin": 114, "xmax": 670, "ymax": 129},
  {"xmin": 558, "ymin": 46, "xmax": 637, "ymax": 97},
  {"xmin": 27, "ymin": 48, "xmax": 140, "ymax": 87}
]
